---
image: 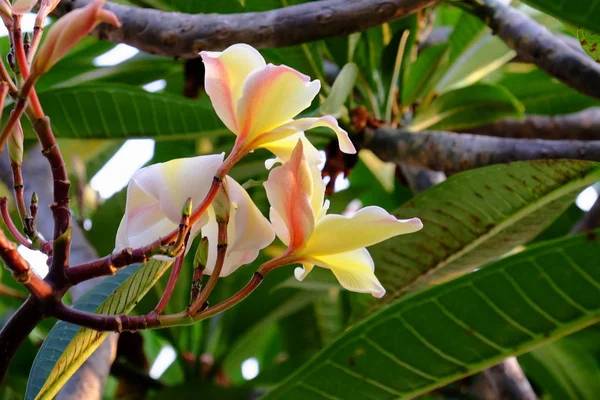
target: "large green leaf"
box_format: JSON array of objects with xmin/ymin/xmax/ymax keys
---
[
  {"xmin": 521, "ymin": 0, "xmax": 600, "ymax": 34},
  {"xmin": 371, "ymin": 160, "xmax": 600, "ymax": 298},
  {"xmin": 26, "ymin": 259, "xmax": 172, "ymax": 400},
  {"xmin": 24, "ymin": 84, "xmax": 227, "ymax": 140},
  {"xmin": 264, "ymin": 232, "xmax": 600, "ymax": 399},
  {"xmin": 410, "ymin": 83, "xmax": 524, "ymax": 131},
  {"xmin": 520, "ymin": 333, "xmax": 600, "ymax": 399},
  {"xmin": 495, "ymin": 67, "xmax": 599, "ymax": 115}
]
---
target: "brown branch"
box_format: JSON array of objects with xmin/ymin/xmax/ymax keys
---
[
  {"xmin": 472, "ymin": 357, "xmax": 538, "ymax": 400},
  {"xmin": 462, "ymin": 108, "xmax": 600, "ymax": 141},
  {"xmin": 53, "ymin": 0, "xmax": 438, "ymax": 59},
  {"xmin": 363, "ymin": 127, "xmax": 600, "ymax": 175},
  {"xmin": 477, "ymin": 0, "xmax": 600, "ymax": 102},
  {"xmin": 0, "ymin": 228, "xmax": 53, "ymax": 298}
]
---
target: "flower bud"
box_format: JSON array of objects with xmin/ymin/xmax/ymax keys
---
[
  {"xmin": 212, "ymin": 180, "xmax": 231, "ymax": 224},
  {"xmin": 7, "ymin": 119, "xmax": 23, "ymax": 166},
  {"xmin": 32, "ymin": 0, "xmax": 120, "ymax": 78},
  {"xmin": 35, "ymin": 0, "xmax": 61, "ymax": 27}
]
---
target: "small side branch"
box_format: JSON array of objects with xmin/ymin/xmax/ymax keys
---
[
  {"xmin": 477, "ymin": 0, "xmax": 600, "ymax": 102},
  {"xmin": 363, "ymin": 128, "xmax": 600, "ymax": 175},
  {"xmin": 463, "ymin": 108, "xmax": 600, "ymax": 141}
]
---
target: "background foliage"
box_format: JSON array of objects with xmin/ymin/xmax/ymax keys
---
[{"xmin": 1, "ymin": 0, "xmax": 599, "ymax": 399}]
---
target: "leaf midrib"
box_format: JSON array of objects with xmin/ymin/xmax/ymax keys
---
[{"xmin": 387, "ymin": 164, "xmax": 600, "ymax": 299}]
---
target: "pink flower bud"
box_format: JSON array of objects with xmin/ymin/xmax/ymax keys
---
[
  {"xmin": 32, "ymin": 0, "xmax": 120, "ymax": 78},
  {"xmin": 11, "ymin": 0, "xmax": 36, "ymax": 15}
]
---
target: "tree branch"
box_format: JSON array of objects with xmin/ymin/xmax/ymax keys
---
[
  {"xmin": 53, "ymin": 0, "xmax": 438, "ymax": 59},
  {"xmin": 460, "ymin": 108, "xmax": 600, "ymax": 141},
  {"xmin": 477, "ymin": 0, "xmax": 600, "ymax": 102},
  {"xmin": 0, "ymin": 297, "xmax": 45, "ymax": 382},
  {"xmin": 363, "ymin": 127, "xmax": 600, "ymax": 175}
]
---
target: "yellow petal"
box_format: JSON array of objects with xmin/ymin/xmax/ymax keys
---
[
  {"xmin": 312, "ymin": 248, "xmax": 385, "ymax": 298},
  {"xmin": 303, "ymin": 206, "xmax": 423, "ymax": 256},
  {"xmin": 262, "ymin": 133, "xmax": 323, "ymax": 169},
  {"xmin": 200, "ymin": 44, "xmax": 266, "ymax": 134},
  {"xmin": 237, "ymin": 64, "xmax": 320, "ymax": 145},
  {"xmin": 264, "ymin": 140, "xmax": 315, "ymax": 250},
  {"xmin": 256, "ymin": 116, "xmax": 356, "ymax": 154}
]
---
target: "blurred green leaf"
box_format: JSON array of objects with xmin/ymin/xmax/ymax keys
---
[
  {"xmin": 410, "ymin": 83, "xmax": 524, "ymax": 131},
  {"xmin": 265, "ymin": 232, "xmax": 600, "ymax": 399},
  {"xmin": 578, "ymin": 27, "xmax": 600, "ymax": 62},
  {"xmin": 320, "ymin": 63, "xmax": 359, "ymax": 117},
  {"xmin": 402, "ymin": 43, "xmax": 450, "ymax": 106},
  {"xmin": 521, "ymin": 0, "xmax": 600, "ymax": 34}
]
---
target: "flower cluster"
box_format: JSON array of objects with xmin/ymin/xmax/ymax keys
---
[{"xmin": 115, "ymin": 44, "xmax": 423, "ymax": 297}]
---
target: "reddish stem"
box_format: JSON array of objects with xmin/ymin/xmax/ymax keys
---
[
  {"xmin": 11, "ymin": 16, "xmax": 29, "ymax": 79},
  {"xmin": 154, "ymin": 251, "xmax": 185, "ymax": 315},
  {"xmin": 0, "ymin": 197, "xmax": 30, "ymax": 248},
  {"xmin": 187, "ymin": 220, "xmax": 228, "ymax": 314}
]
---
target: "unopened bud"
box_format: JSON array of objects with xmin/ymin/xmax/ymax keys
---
[
  {"xmin": 212, "ymin": 179, "xmax": 230, "ymax": 224},
  {"xmin": 35, "ymin": 0, "xmax": 61, "ymax": 27},
  {"xmin": 182, "ymin": 197, "xmax": 193, "ymax": 218},
  {"xmin": 190, "ymin": 236, "xmax": 208, "ymax": 303},
  {"xmin": 32, "ymin": 0, "xmax": 120, "ymax": 78},
  {"xmin": 0, "ymin": 0, "xmax": 11, "ymax": 27},
  {"xmin": 7, "ymin": 119, "xmax": 24, "ymax": 166}
]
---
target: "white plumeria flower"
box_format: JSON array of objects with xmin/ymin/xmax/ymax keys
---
[
  {"xmin": 200, "ymin": 44, "xmax": 356, "ymax": 166},
  {"xmin": 115, "ymin": 154, "xmax": 275, "ymax": 277},
  {"xmin": 264, "ymin": 141, "xmax": 423, "ymax": 297}
]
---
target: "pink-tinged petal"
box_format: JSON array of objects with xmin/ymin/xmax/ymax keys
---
[
  {"xmin": 257, "ymin": 116, "xmax": 356, "ymax": 154},
  {"xmin": 261, "ymin": 132, "xmax": 323, "ymax": 169},
  {"xmin": 33, "ymin": 0, "xmax": 120, "ymax": 76},
  {"xmin": 264, "ymin": 140, "xmax": 315, "ymax": 250},
  {"xmin": 312, "ymin": 248, "xmax": 385, "ymax": 298},
  {"xmin": 226, "ymin": 176, "xmax": 275, "ymax": 254},
  {"xmin": 12, "ymin": 0, "xmax": 36, "ymax": 14},
  {"xmin": 237, "ymin": 64, "xmax": 320, "ymax": 144},
  {"xmin": 269, "ymin": 207, "xmax": 290, "ymax": 246},
  {"xmin": 303, "ymin": 206, "xmax": 423, "ymax": 256},
  {"xmin": 200, "ymin": 44, "xmax": 266, "ymax": 134}
]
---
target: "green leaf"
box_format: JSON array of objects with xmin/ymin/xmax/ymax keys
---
[
  {"xmin": 520, "ymin": 335, "xmax": 600, "ymax": 399},
  {"xmin": 26, "ymin": 259, "xmax": 172, "ymax": 400},
  {"xmin": 578, "ymin": 27, "xmax": 600, "ymax": 62},
  {"xmin": 410, "ymin": 83, "xmax": 524, "ymax": 131},
  {"xmin": 436, "ymin": 34, "xmax": 515, "ymax": 93},
  {"xmin": 495, "ymin": 67, "xmax": 599, "ymax": 115},
  {"xmin": 521, "ymin": 0, "xmax": 600, "ymax": 34},
  {"xmin": 264, "ymin": 232, "xmax": 600, "ymax": 399},
  {"xmin": 371, "ymin": 160, "xmax": 600, "ymax": 298},
  {"xmin": 320, "ymin": 63, "xmax": 359, "ymax": 117},
  {"xmin": 25, "ymin": 84, "xmax": 227, "ymax": 140},
  {"xmin": 401, "ymin": 44, "xmax": 450, "ymax": 106}
]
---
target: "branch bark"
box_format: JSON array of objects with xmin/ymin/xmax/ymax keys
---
[
  {"xmin": 363, "ymin": 127, "xmax": 600, "ymax": 175},
  {"xmin": 460, "ymin": 108, "xmax": 600, "ymax": 141},
  {"xmin": 53, "ymin": 0, "xmax": 438, "ymax": 59},
  {"xmin": 478, "ymin": 0, "xmax": 600, "ymax": 102}
]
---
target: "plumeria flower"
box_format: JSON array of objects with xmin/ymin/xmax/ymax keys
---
[
  {"xmin": 200, "ymin": 44, "xmax": 356, "ymax": 167},
  {"xmin": 31, "ymin": 0, "xmax": 120, "ymax": 78},
  {"xmin": 115, "ymin": 154, "xmax": 275, "ymax": 277},
  {"xmin": 264, "ymin": 141, "xmax": 423, "ymax": 297}
]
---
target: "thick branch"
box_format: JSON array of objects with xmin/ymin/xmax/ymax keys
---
[
  {"xmin": 0, "ymin": 297, "xmax": 45, "ymax": 382},
  {"xmin": 53, "ymin": 0, "xmax": 438, "ymax": 59},
  {"xmin": 461, "ymin": 108, "xmax": 600, "ymax": 141},
  {"xmin": 478, "ymin": 0, "xmax": 600, "ymax": 102},
  {"xmin": 363, "ymin": 128, "xmax": 600, "ymax": 175}
]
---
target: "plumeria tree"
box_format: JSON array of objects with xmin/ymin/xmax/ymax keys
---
[{"xmin": 0, "ymin": 0, "xmax": 600, "ymax": 399}]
